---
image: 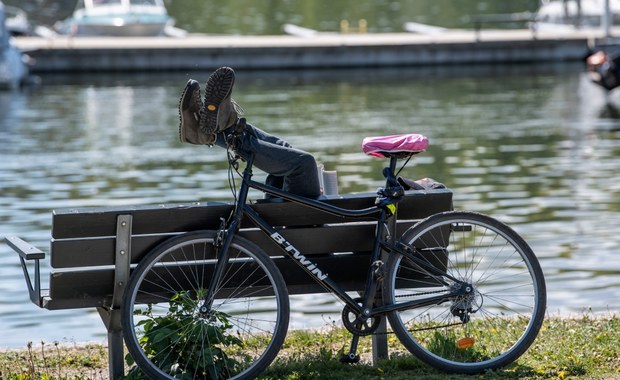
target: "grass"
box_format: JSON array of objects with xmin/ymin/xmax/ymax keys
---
[
  {"xmin": 0, "ymin": 342, "xmax": 109, "ymax": 379},
  {"xmin": 1, "ymin": 314, "xmax": 620, "ymax": 379}
]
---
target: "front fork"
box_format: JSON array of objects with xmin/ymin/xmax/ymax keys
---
[
  {"xmin": 199, "ymin": 216, "xmax": 240, "ymax": 316},
  {"xmin": 200, "ymin": 153, "xmax": 254, "ymax": 316}
]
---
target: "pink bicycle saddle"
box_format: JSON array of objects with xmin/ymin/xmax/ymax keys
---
[{"xmin": 362, "ymin": 134, "xmax": 429, "ymax": 158}]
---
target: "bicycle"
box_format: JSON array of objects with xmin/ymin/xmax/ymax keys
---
[{"xmin": 121, "ymin": 119, "xmax": 547, "ymax": 379}]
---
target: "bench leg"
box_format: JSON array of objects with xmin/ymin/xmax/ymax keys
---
[
  {"xmin": 371, "ymin": 318, "xmax": 388, "ymax": 365},
  {"xmin": 369, "ymin": 206, "xmax": 399, "ymax": 364},
  {"xmin": 98, "ymin": 307, "xmax": 125, "ymax": 380},
  {"xmin": 99, "ymin": 214, "xmax": 132, "ymax": 379},
  {"xmin": 371, "ymin": 282, "xmax": 388, "ymax": 365}
]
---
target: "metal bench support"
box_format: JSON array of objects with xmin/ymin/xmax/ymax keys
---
[
  {"xmin": 371, "ymin": 210, "xmax": 397, "ymax": 364},
  {"xmin": 97, "ymin": 214, "xmax": 132, "ymax": 380},
  {"xmin": 5, "ymin": 236, "xmax": 44, "ymax": 307}
]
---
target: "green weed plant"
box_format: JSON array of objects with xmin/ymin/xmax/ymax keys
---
[{"xmin": 125, "ymin": 290, "xmax": 242, "ymax": 379}]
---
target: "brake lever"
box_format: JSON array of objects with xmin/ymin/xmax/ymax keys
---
[
  {"xmin": 226, "ymin": 117, "xmax": 247, "ymax": 151},
  {"xmin": 235, "ymin": 117, "xmax": 247, "ymax": 133}
]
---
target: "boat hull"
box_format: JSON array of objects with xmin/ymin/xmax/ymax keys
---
[
  {"xmin": 57, "ymin": 1, "xmax": 173, "ymax": 37},
  {"xmin": 65, "ymin": 20, "xmax": 168, "ymax": 37}
]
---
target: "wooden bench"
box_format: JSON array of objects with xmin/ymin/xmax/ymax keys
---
[{"xmin": 5, "ymin": 188, "xmax": 452, "ymax": 379}]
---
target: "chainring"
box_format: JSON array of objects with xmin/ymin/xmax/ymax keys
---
[{"xmin": 341, "ymin": 298, "xmax": 381, "ymax": 336}]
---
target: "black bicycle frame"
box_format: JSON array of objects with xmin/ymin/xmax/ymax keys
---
[{"xmin": 202, "ymin": 153, "xmax": 461, "ymax": 316}]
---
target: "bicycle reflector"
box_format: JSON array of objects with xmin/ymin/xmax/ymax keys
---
[{"xmin": 457, "ymin": 337, "xmax": 475, "ymax": 349}]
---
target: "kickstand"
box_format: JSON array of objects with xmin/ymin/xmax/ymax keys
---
[{"xmin": 340, "ymin": 334, "xmax": 361, "ymax": 364}]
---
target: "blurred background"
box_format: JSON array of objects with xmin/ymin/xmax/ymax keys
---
[
  {"xmin": 1, "ymin": 0, "xmax": 619, "ymax": 348},
  {"xmin": 3, "ymin": 0, "xmax": 540, "ymax": 35}
]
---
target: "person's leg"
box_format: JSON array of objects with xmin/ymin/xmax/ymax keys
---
[
  {"xmin": 215, "ymin": 124, "xmax": 321, "ymax": 199},
  {"xmin": 214, "ymin": 127, "xmax": 288, "ymax": 191},
  {"xmin": 180, "ymin": 67, "xmax": 320, "ymax": 198},
  {"xmin": 241, "ymin": 125, "xmax": 291, "ymax": 191},
  {"xmin": 249, "ymin": 125, "xmax": 293, "ymax": 148}
]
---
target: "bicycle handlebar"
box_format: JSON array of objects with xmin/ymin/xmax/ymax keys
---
[
  {"xmin": 226, "ymin": 117, "xmax": 247, "ymax": 151},
  {"xmin": 234, "ymin": 117, "xmax": 247, "ymax": 134}
]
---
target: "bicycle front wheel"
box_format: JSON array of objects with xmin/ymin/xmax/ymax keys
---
[
  {"xmin": 122, "ymin": 230, "xmax": 290, "ymax": 380},
  {"xmin": 384, "ymin": 211, "xmax": 546, "ymax": 374}
]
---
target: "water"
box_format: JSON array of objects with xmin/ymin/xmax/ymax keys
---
[
  {"xmin": 1, "ymin": 63, "xmax": 620, "ymax": 348},
  {"xmin": 5, "ymin": 0, "xmax": 540, "ymax": 34}
]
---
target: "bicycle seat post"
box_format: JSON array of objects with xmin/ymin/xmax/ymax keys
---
[
  {"xmin": 389, "ymin": 155, "xmax": 398, "ymax": 172},
  {"xmin": 383, "ymin": 156, "xmax": 399, "ymax": 187}
]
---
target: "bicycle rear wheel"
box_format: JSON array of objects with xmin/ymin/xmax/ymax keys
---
[
  {"xmin": 122, "ymin": 230, "xmax": 289, "ymax": 380},
  {"xmin": 384, "ymin": 211, "xmax": 546, "ymax": 374}
]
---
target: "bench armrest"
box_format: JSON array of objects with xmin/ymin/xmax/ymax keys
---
[
  {"xmin": 5, "ymin": 236, "xmax": 45, "ymax": 260},
  {"xmin": 4, "ymin": 236, "xmax": 44, "ymax": 307}
]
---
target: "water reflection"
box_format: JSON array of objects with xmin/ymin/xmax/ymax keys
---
[
  {"xmin": 1, "ymin": 63, "xmax": 620, "ymax": 347},
  {"xmin": 4, "ymin": 0, "xmax": 538, "ymax": 35}
]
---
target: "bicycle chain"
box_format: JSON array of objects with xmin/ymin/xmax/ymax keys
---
[
  {"xmin": 368, "ymin": 289, "xmax": 463, "ymax": 335},
  {"xmin": 395, "ymin": 289, "xmax": 449, "ymax": 298},
  {"xmin": 369, "ymin": 319, "xmax": 464, "ymax": 336}
]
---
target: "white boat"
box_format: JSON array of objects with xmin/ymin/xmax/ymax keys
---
[
  {"xmin": 0, "ymin": 1, "xmax": 28, "ymax": 89},
  {"xmin": 533, "ymin": 0, "xmax": 620, "ymax": 31},
  {"xmin": 57, "ymin": 0, "xmax": 175, "ymax": 37}
]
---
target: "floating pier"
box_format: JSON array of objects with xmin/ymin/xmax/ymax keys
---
[{"xmin": 13, "ymin": 28, "xmax": 610, "ymax": 73}]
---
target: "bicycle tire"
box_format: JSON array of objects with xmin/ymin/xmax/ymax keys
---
[
  {"xmin": 121, "ymin": 230, "xmax": 290, "ymax": 380},
  {"xmin": 384, "ymin": 211, "xmax": 546, "ymax": 374}
]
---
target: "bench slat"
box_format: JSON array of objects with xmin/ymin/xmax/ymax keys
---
[
  {"xmin": 51, "ymin": 202, "xmax": 233, "ymax": 239},
  {"xmin": 51, "ymin": 190, "xmax": 452, "ymax": 239},
  {"xmin": 45, "ymin": 246, "xmax": 449, "ymax": 310},
  {"xmin": 41, "ymin": 189, "xmax": 453, "ymax": 310},
  {"xmin": 50, "ymin": 221, "xmax": 419, "ymax": 268},
  {"xmin": 45, "ymin": 253, "xmax": 374, "ymax": 310}
]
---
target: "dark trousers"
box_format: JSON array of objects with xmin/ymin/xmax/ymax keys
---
[{"xmin": 215, "ymin": 123, "xmax": 321, "ymax": 199}]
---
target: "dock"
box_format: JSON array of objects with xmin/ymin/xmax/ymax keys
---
[{"xmin": 13, "ymin": 28, "xmax": 611, "ymax": 73}]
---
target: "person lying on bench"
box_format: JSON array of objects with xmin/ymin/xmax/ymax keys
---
[{"xmin": 178, "ymin": 66, "xmax": 321, "ymax": 199}]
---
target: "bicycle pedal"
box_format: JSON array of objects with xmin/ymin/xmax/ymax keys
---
[{"xmin": 339, "ymin": 353, "xmax": 360, "ymax": 364}]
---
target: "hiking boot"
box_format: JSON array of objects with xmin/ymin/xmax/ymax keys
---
[
  {"xmin": 178, "ymin": 79, "xmax": 216, "ymax": 145},
  {"xmin": 199, "ymin": 67, "xmax": 239, "ymax": 136}
]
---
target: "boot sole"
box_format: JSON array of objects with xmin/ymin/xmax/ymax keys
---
[
  {"xmin": 178, "ymin": 79, "xmax": 200, "ymax": 142},
  {"xmin": 200, "ymin": 67, "xmax": 235, "ymax": 134}
]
